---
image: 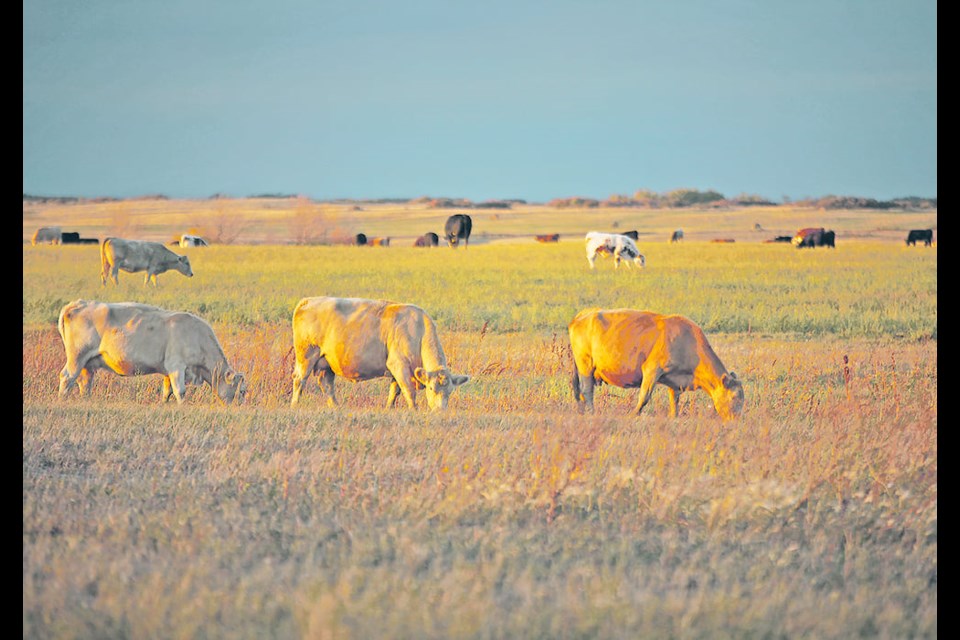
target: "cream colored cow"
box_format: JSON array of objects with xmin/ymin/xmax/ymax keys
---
[{"xmin": 291, "ymin": 296, "xmax": 469, "ymax": 410}]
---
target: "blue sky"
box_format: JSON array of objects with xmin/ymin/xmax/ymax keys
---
[{"xmin": 23, "ymin": 0, "xmax": 936, "ymax": 202}]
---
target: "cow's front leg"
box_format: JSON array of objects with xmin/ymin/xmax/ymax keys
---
[
  {"xmin": 634, "ymin": 367, "xmax": 661, "ymax": 416},
  {"xmin": 386, "ymin": 359, "xmax": 418, "ymax": 409},
  {"xmin": 666, "ymin": 387, "xmax": 681, "ymax": 418},
  {"xmin": 162, "ymin": 376, "xmax": 175, "ymax": 402},
  {"xmin": 386, "ymin": 379, "xmax": 402, "ymax": 408},
  {"xmin": 166, "ymin": 370, "xmax": 187, "ymax": 404}
]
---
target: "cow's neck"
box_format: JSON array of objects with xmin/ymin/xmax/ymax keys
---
[
  {"xmin": 419, "ymin": 315, "xmax": 447, "ymax": 371},
  {"xmin": 196, "ymin": 349, "xmax": 230, "ymax": 387},
  {"xmin": 692, "ymin": 344, "xmax": 728, "ymax": 394}
]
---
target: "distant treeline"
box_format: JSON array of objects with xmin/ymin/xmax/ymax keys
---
[
  {"xmin": 550, "ymin": 190, "xmax": 936, "ymax": 210},
  {"xmin": 23, "ymin": 194, "xmax": 169, "ymax": 204},
  {"xmin": 24, "ymin": 190, "xmax": 936, "ymax": 210}
]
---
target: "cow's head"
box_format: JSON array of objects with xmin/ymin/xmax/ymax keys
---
[
  {"xmin": 712, "ymin": 371, "xmax": 744, "ymax": 421},
  {"xmin": 215, "ymin": 369, "xmax": 247, "ymax": 405},
  {"xmin": 177, "ymin": 255, "xmax": 194, "ymax": 277},
  {"xmin": 414, "ymin": 366, "xmax": 469, "ymax": 410}
]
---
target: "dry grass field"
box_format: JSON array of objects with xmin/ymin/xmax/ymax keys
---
[{"xmin": 23, "ymin": 198, "xmax": 936, "ymax": 638}]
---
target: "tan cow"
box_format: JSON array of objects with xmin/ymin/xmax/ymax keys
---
[
  {"xmin": 57, "ymin": 299, "xmax": 246, "ymax": 405},
  {"xmin": 100, "ymin": 237, "xmax": 194, "ymax": 286},
  {"xmin": 291, "ymin": 296, "xmax": 469, "ymax": 410},
  {"xmin": 32, "ymin": 226, "xmax": 62, "ymax": 245},
  {"xmin": 569, "ymin": 308, "xmax": 744, "ymax": 420}
]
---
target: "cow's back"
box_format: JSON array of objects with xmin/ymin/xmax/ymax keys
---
[
  {"xmin": 32, "ymin": 226, "xmax": 62, "ymax": 245},
  {"xmin": 293, "ymin": 297, "xmax": 393, "ymax": 379},
  {"xmin": 571, "ymin": 309, "xmax": 703, "ymax": 387},
  {"xmin": 59, "ymin": 299, "xmax": 168, "ymax": 357},
  {"xmin": 570, "ymin": 309, "xmax": 657, "ymax": 386}
]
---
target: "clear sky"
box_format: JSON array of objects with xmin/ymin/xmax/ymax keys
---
[{"xmin": 23, "ymin": 0, "xmax": 937, "ymax": 202}]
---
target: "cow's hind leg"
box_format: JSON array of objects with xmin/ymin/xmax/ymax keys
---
[
  {"xmin": 58, "ymin": 366, "xmax": 80, "ymax": 397},
  {"xmin": 76, "ymin": 368, "xmax": 95, "ymax": 396},
  {"xmin": 59, "ymin": 358, "xmax": 95, "ymax": 398},
  {"xmin": 576, "ymin": 371, "xmax": 596, "ymax": 413},
  {"xmin": 291, "ymin": 346, "xmax": 321, "ymax": 406},
  {"xmin": 317, "ymin": 368, "xmax": 338, "ymax": 408}
]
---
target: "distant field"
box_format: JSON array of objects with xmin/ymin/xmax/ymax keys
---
[
  {"xmin": 23, "ymin": 196, "xmax": 938, "ymax": 246},
  {"xmin": 23, "ymin": 200, "xmax": 936, "ymax": 638}
]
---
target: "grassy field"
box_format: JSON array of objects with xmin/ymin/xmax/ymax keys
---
[{"xmin": 23, "ymin": 201, "xmax": 936, "ymax": 638}]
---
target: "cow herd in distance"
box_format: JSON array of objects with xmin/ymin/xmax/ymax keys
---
[{"xmin": 31, "ymin": 211, "xmax": 934, "ymax": 420}]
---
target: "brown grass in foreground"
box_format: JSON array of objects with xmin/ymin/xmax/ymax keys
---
[{"xmin": 23, "ymin": 325, "xmax": 936, "ymax": 638}]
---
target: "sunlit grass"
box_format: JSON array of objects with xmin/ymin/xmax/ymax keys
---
[{"xmin": 23, "ymin": 204, "xmax": 936, "ymax": 639}]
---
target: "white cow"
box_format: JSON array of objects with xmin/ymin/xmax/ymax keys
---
[
  {"xmin": 584, "ymin": 232, "xmax": 646, "ymax": 269},
  {"xmin": 32, "ymin": 226, "xmax": 62, "ymax": 245},
  {"xmin": 57, "ymin": 299, "xmax": 246, "ymax": 404},
  {"xmin": 179, "ymin": 234, "xmax": 209, "ymax": 247},
  {"xmin": 100, "ymin": 237, "xmax": 194, "ymax": 286},
  {"xmin": 291, "ymin": 296, "xmax": 469, "ymax": 410}
]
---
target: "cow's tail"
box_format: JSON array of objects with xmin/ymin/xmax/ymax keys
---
[
  {"xmin": 99, "ymin": 238, "xmax": 112, "ymax": 285},
  {"xmin": 571, "ymin": 358, "xmax": 581, "ymax": 403}
]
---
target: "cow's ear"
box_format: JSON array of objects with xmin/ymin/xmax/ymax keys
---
[
  {"xmin": 723, "ymin": 372, "xmax": 740, "ymax": 387},
  {"xmin": 450, "ymin": 374, "xmax": 470, "ymax": 387},
  {"xmin": 414, "ymin": 367, "xmax": 429, "ymax": 385}
]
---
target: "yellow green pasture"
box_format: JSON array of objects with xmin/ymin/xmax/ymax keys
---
[{"xmin": 23, "ymin": 238, "xmax": 936, "ymax": 638}]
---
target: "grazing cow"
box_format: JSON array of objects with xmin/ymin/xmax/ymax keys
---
[
  {"xmin": 355, "ymin": 233, "xmax": 368, "ymax": 246},
  {"xmin": 370, "ymin": 237, "xmax": 390, "ymax": 247},
  {"xmin": 584, "ymin": 232, "xmax": 646, "ymax": 269},
  {"xmin": 100, "ymin": 237, "xmax": 194, "ymax": 287},
  {"xmin": 291, "ymin": 296, "xmax": 469, "ymax": 410},
  {"xmin": 57, "ymin": 299, "xmax": 246, "ymax": 405},
  {"xmin": 792, "ymin": 227, "xmax": 824, "ymax": 248},
  {"xmin": 60, "ymin": 232, "xmax": 81, "ymax": 244},
  {"xmin": 568, "ymin": 308, "xmax": 744, "ymax": 421},
  {"xmin": 535, "ymin": 233, "xmax": 560, "ymax": 243},
  {"xmin": 906, "ymin": 229, "xmax": 933, "ymax": 246},
  {"xmin": 445, "ymin": 214, "xmax": 473, "ymax": 248},
  {"xmin": 31, "ymin": 226, "xmax": 62, "ymax": 245},
  {"xmin": 671, "ymin": 229, "xmax": 684, "ymax": 243},
  {"xmin": 413, "ymin": 232, "xmax": 440, "ymax": 247},
  {"xmin": 178, "ymin": 234, "xmax": 209, "ymax": 247}
]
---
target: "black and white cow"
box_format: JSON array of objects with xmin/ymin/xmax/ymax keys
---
[{"xmin": 584, "ymin": 232, "xmax": 646, "ymax": 270}]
